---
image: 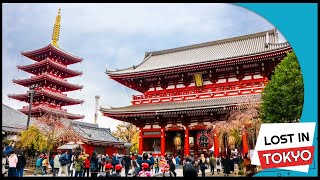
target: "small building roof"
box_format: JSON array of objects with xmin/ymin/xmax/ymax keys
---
[
  {"xmin": 101, "ymin": 94, "xmax": 261, "ymax": 116},
  {"xmin": 70, "ymin": 121, "xmax": 127, "ymax": 145},
  {"xmin": 2, "ymin": 104, "xmax": 49, "ymax": 133},
  {"xmin": 107, "ymin": 29, "xmax": 290, "ymax": 76}
]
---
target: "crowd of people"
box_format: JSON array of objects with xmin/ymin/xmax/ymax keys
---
[{"xmin": 2, "ymin": 142, "xmax": 256, "ymax": 177}]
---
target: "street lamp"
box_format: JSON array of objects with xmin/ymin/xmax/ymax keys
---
[{"xmin": 26, "ymin": 84, "xmax": 39, "ymax": 130}]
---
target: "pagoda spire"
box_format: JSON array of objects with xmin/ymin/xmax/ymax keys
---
[{"xmin": 51, "ymin": 8, "xmax": 61, "ymax": 47}]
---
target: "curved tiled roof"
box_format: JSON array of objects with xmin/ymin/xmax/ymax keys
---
[
  {"xmin": 12, "ymin": 73, "xmax": 83, "ymax": 92},
  {"xmin": 100, "ymin": 94, "xmax": 261, "ymax": 114},
  {"xmin": 19, "ymin": 105, "xmax": 85, "ymax": 120},
  {"xmin": 2, "ymin": 104, "xmax": 49, "ymax": 133},
  {"xmin": 17, "ymin": 58, "xmax": 83, "ymax": 78},
  {"xmin": 8, "ymin": 88, "xmax": 84, "ymax": 105},
  {"xmin": 107, "ymin": 29, "xmax": 291, "ymax": 75},
  {"xmin": 70, "ymin": 121, "xmax": 126, "ymax": 144},
  {"xmin": 21, "ymin": 44, "xmax": 83, "ymax": 65}
]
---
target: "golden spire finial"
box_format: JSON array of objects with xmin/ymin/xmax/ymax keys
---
[{"xmin": 51, "ymin": 8, "xmax": 61, "ymax": 47}]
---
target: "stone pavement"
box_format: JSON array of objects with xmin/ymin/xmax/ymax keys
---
[{"xmin": 19, "ymin": 167, "xmax": 242, "ymax": 177}]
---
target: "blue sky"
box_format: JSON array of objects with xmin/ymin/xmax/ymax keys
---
[{"xmin": 2, "ymin": 3, "xmax": 286, "ymax": 131}]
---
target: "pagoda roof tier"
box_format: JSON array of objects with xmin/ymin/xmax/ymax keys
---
[
  {"xmin": 19, "ymin": 105, "xmax": 85, "ymax": 120},
  {"xmin": 8, "ymin": 88, "xmax": 84, "ymax": 106},
  {"xmin": 21, "ymin": 44, "xmax": 83, "ymax": 65},
  {"xmin": 17, "ymin": 58, "xmax": 83, "ymax": 78},
  {"xmin": 101, "ymin": 94, "xmax": 261, "ymax": 117},
  {"xmin": 12, "ymin": 73, "xmax": 83, "ymax": 92},
  {"xmin": 107, "ymin": 29, "xmax": 291, "ymax": 77}
]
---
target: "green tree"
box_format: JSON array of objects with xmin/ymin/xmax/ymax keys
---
[
  {"xmin": 112, "ymin": 122, "xmax": 139, "ymax": 153},
  {"xmin": 260, "ymin": 52, "xmax": 304, "ymax": 123}
]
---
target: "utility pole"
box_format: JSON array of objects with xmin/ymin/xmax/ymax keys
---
[
  {"xmin": 94, "ymin": 95, "xmax": 100, "ymax": 124},
  {"xmin": 26, "ymin": 84, "xmax": 38, "ymax": 130}
]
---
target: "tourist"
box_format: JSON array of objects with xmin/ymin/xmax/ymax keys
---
[
  {"xmin": 16, "ymin": 150, "xmax": 26, "ymax": 177},
  {"xmin": 113, "ymin": 164, "xmax": 123, "ymax": 177},
  {"xmin": 168, "ymin": 157, "xmax": 176, "ymax": 177},
  {"xmin": 8, "ymin": 151, "xmax": 18, "ymax": 177},
  {"xmin": 100, "ymin": 155, "xmax": 106, "ymax": 172},
  {"xmin": 2, "ymin": 153, "xmax": 8, "ymax": 177},
  {"xmin": 42, "ymin": 156, "xmax": 49, "ymax": 175},
  {"xmin": 58, "ymin": 150, "xmax": 69, "ymax": 176},
  {"xmin": 131, "ymin": 158, "xmax": 140, "ymax": 177},
  {"xmin": 34, "ymin": 154, "xmax": 44, "ymax": 176},
  {"xmin": 209, "ymin": 154, "xmax": 216, "ymax": 175},
  {"xmin": 160, "ymin": 164, "xmax": 175, "ymax": 177},
  {"xmin": 149, "ymin": 153, "xmax": 154, "ymax": 173},
  {"xmin": 154, "ymin": 155, "xmax": 159, "ymax": 174},
  {"xmin": 199, "ymin": 154, "xmax": 206, "ymax": 177},
  {"xmin": 83, "ymin": 155, "xmax": 90, "ymax": 177},
  {"xmin": 138, "ymin": 163, "xmax": 152, "ymax": 177},
  {"xmin": 137, "ymin": 152, "xmax": 154, "ymax": 171},
  {"xmin": 53, "ymin": 152, "xmax": 61, "ymax": 177},
  {"xmin": 244, "ymin": 153, "xmax": 255, "ymax": 177},
  {"xmin": 159, "ymin": 156, "xmax": 166, "ymax": 172},
  {"xmin": 112, "ymin": 153, "xmax": 120, "ymax": 172},
  {"xmin": 175, "ymin": 155, "xmax": 180, "ymax": 169},
  {"xmin": 223, "ymin": 155, "xmax": 231, "ymax": 176},
  {"xmin": 123, "ymin": 153, "xmax": 132, "ymax": 177},
  {"xmin": 90, "ymin": 151, "xmax": 99, "ymax": 177},
  {"xmin": 183, "ymin": 163, "xmax": 198, "ymax": 177},
  {"xmin": 3, "ymin": 142, "xmax": 15, "ymax": 156},
  {"xmin": 49, "ymin": 155, "xmax": 54, "ymax": 174},
  {"xmin": 74, "ymin": 153, "xmax": 84, "ymax": 177},
  {"xmin": 97, "ymin": 154, "xmax": 102, "ymax": 172},
  {"xmin": 69, "ymin": 153, "xmax": 76, "ymax": 177},
  {"xmin": 216, "ymin": 156, "xmax": 222, "ymax": 174}
]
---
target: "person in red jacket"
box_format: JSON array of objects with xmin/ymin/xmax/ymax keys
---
[{"xmin": 82, "ymin": 156, "xmax": 90, "ymax": 177}]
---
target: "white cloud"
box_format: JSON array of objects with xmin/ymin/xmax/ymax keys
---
[{"xmin": 3, "ymin": 3, "xmax": 285, "ymax": 131}]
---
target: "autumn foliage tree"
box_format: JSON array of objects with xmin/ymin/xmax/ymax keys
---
[
  {"xmin": 16, "ymin": 125, "xmax": 49, "ymax": 154},
  {"xmin": 112, "ymin": 122, "xmax": 139, "ymax": 153}
]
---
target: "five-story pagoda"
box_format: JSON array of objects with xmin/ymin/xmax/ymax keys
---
[{"xmin": 8, "ymin": 9, "xmax": 84, "ymax": 120}]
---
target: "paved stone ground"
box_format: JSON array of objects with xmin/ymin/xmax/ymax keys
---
[{"xmin": 7, "ymin": 167, "xmax": 243, "ymax": 177}]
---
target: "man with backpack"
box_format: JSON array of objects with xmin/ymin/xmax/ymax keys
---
[
  {"xmin": 34, "ymin": 155, "xmax": 44, "ymax": 176},
  {"xmin": 137, "ymin": 153, "xmax": 154, "ymax": 172},
  {"xmin": 58, "ymin": 150, "xmax": 69, "ymax": 176}
]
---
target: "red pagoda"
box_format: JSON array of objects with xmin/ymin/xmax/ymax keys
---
[
  {"xmin": 101, "ymin": 29, "xmax": 292, "ymax": 157},
  {"xmin": 8, "ymin": 9, "xmax": 84, "ymax": 120}
]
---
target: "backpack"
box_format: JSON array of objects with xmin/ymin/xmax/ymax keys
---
[
  {"xmin": 36, "ymin": 158, "xmax": 42, "ymax": 167},
  {"xmin": 59, "ymin": 155, "xmax": 67, "ymax": 166},
  {"xmin": 90, "ymin": 161, "xmax": 97, "ymax": 172},
  {"xmin": 217, "ymin": 160, "xmax": 220, "ymax": 166}
]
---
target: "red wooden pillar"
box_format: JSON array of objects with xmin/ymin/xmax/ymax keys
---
[
  {"xmin": 161, "ymin": 126, "xmax": 165, "ymax": 156},
  {"xmin": 184, "ymin": 127, "xmax": 189, "ymax": 156},
  {"xmin": 242, "ymin": 131, "xmax": 249, "ymax": 154},
  {"xmin": 213, "ymin": 129, "xmax": 219, "ymax": 157},
  {"xmin": 139, "ymin": 129, "xmax": 143, "ymax": 155}
]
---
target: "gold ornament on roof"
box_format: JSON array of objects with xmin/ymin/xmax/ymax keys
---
[{"xmin": 51, "ymin": 8, "xmax": 61, "ymax": 47}]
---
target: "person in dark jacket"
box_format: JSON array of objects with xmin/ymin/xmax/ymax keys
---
[
  {"xmin": 223, "ymin": 156, "xmax": 231, "ymax": 176},
  {"xmin": 137, "ymin": 153, "xmax": 154, "ymax": 171},
  {"xmin": 123, "ymin": 154, "xmax": 132, "ymax": 177},
  {"xmin": 90, "ymin": 151, "xmax": 99, "ymax": 177},
  {"xmin": 49, "ymin": 155, "xmax": 54, "ymax": 174},
  {"xmin": 168, "ymin": 157, "xmax": 176, "ymax": 177},
  {"xmin": 199, "ymin": 154, "xmax": 206, "ymax": 177},
  {"xmin": 183, "ymin": 163, "xmax": 198, "ymax": 177},
  {"xmin": 16, "ymin": 150, "xmax": 26, "ymax": 177}
]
